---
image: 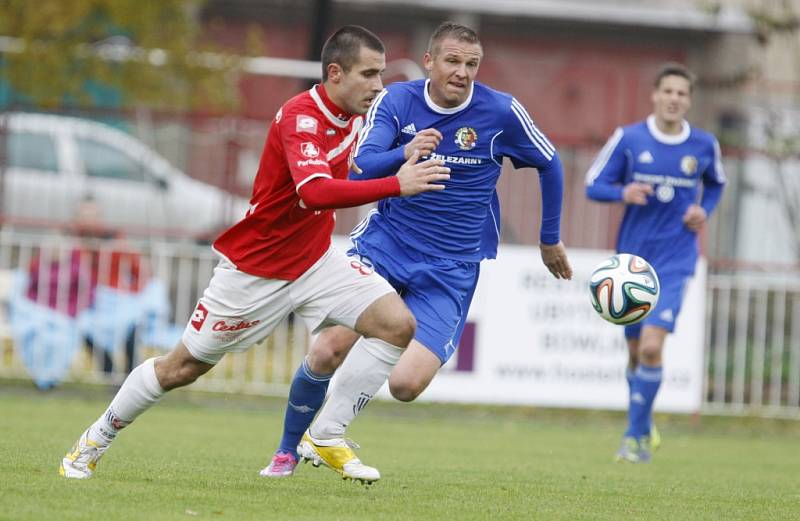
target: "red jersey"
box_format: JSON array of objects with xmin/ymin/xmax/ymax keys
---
[{"xmin": 214, "ymin": 85, "xmax": 370, "ymax": 280}]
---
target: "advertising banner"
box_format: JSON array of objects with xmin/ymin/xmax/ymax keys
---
[{"xmin": 378, "ymin": 244, "xmax": 706, "ymax": 412}]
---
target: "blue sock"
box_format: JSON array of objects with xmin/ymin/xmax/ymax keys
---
[
  {"xmin": 277, "ymin": 359, "xmax": 331, "ymax": 458},
  {"xmin": 625, "ymin": 364, "xmax": 662, "ymax": 440},
  {"xmin": 625, "ymin": 367, "xmax": 635, "ymax": 396}
]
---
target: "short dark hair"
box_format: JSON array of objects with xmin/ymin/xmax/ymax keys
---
[
  {"xmin": 427, "ymin": 21, "xmax": 481, "ymax": 55},
  {"xmin": 321, "ymin": 25, "xmax": 384, "ymax": 81},
  {"xmin": 654, "ymin": 62, "xmax": 695, "ymax": 92}
]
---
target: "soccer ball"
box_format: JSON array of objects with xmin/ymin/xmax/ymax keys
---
[{"xmin": 589, "ymin": 253, "xmax": 660, "ymax": 325}]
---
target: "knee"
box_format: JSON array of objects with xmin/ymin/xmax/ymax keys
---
[
  {"xmin": 388, "ymin": 376, "xmax": 424, "ymax": 403},
  {"xmin": 306, "ymin": 339, "xmax": 350, "ymax": 374},
  {"xmin": 639, "ymin": 340, "xmax": 663, "ymax": 365}
]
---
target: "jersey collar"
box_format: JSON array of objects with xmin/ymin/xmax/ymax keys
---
[
  {"xmin": 310, "ymin": 84, "xmax": 351, "ymax": 128},
  {"xmin": 423, "ymin": 79, "xmax": 473, "ymax": 114},
  {"xmin": 646, "ymin": 114, "xmax": 690, "ymax": 145}
]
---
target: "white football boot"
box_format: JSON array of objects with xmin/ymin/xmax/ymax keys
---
[{"xmin": 59, "ymin": 429, "xmax": 108, "ymax": 479}]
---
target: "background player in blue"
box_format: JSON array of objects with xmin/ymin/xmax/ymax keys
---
[
  {"xmin": 262, "ymin": 22, "xmax": 572, "ymax": 482},
  {"xmin": 585, "ymin": 63, "xmax": 725, "ymax": 463}
]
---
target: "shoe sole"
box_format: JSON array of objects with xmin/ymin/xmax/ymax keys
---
[
  {"xmin": 297, "ymin": 441, "xmax": 378, "ymax": 486},
  {"xmin": 59, "ymin": 460, "xmax": 92, "ymax": 479}
]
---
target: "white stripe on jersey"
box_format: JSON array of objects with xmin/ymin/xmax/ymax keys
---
[
  {"xmin": 489, "ymin": 130, "xmax": 504, "ymax": 167},
  {"xmin": 511, "ymin": 99, "xmax": 555, "ymax": 156},
  {"xmin": 295, "ymin": 173, "xmax": 332, "ymax": 193},
  {"xmin": 510, "ymin": 99, "xmax": 554, "ymax": 160},
  {"xmin": 356, "ymin": 89, "xmax": 390, "ymax": 156},
  {"xmin": 712, "ymin": 137, "xmax": 727, "ymax": 183},
  {"xmin": 326, "ymin": 116, "xmax": 363, "ymax": 161},
  {"xmin": 350, "ymin": 208, "xmax": 379, "ymax": 241},
  {"xmin": 585, "ymin": 127, "xmax": 624, "ymax": 186},
  {"xmin": 309, "ymin": 86, "xmax": 350, "ymax": 128}
]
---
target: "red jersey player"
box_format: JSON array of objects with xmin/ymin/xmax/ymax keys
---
[{"xmin": 59, "ymin": 25, "xmax": 450, "ymax": 480}]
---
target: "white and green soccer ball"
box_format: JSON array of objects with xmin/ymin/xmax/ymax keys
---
[{"xmin": 589, "ymin": 253, "xmax": 660, "ymax": 325}]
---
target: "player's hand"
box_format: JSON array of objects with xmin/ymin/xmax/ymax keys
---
[
  {"xmin": 540, "ymin": 241, "xmax": 573, "ymax": 280},
  {"xmin": 622, "ymin": 182, "xmax": 654, "ymax": 205},
  {"xmin": 404, "ymin": 128, "xmax": 443, "ymax": 159},
  {"xmin": 348, "ymin": 145, "xmax": 362, "ymax": 175},
  {"xmin": 396, "ymin": 149, "xmax": 450, "ymax": 196},
  {"xmin": 682, "ymin": 204, "xmax": 707, "ymax": 231}
]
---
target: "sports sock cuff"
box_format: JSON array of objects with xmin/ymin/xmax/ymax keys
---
[
  {"xmin": 142, "ymin": 357, "xmax": 166, "ymax": 397},
  {"xmin": 301, "ymin": 358, "xmax": 332, "ymax": 382},
  {"xmin": 359, "ymin": 337, "xmax": 404, "ymax": 365},
  {"xmin": 636, "ymin": 364, "xmax": 663, "ymax": 381}
]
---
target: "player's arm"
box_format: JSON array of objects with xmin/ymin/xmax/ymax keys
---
[
  {"xmin": 584, "ymin": 128, "xmax": 652, "ymax": 204},
  {"xmin": 684, "ymin": 137, "xmax": 726, "ymax": 231},
  {"xmin": 349, "ymin": 89, "xmax": 444, "ymax": 180},
  {"xmin": 298, "ymin": 152, "xmax": 448, "ymax": 209},
  {"xmin": 498, "ymin": 97, "xmax": 572, "ymax": 279}
]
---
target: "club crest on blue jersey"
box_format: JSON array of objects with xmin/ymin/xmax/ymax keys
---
[
  {"xmin": 680, "ymin": 155, "xmax": 698, "ymax": 175},
  {"xmin": 454, "ymin": 127, "xmax": 478, "ymax": 150}
]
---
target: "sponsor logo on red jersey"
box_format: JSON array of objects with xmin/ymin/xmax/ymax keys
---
[
  {"xmin": 300, "ymin": 142, "xmax": 320, "ymax": 158},
  {"xmin": 191, "ymin": 303, "xmax": 208, "ymax": 331},
  {"xmin": 297, "ymin": 158, "xmax": 327, "ymax": 167},
  {"xmin": 212, "ymin": 319, "xmax": 261, "ymax": 332},
  {"xmin": 296, "ymin": 115, "xmax": 318, "ymax": 133}
]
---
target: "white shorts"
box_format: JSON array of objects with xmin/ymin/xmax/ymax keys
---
[{"xmin": 182, "ymin": 245, "xmax": 395, "ymax": 364}]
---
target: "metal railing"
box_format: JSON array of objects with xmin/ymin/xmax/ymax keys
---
[
  {"xmin": 1, "ymin": 229, "xmax": 798, "ymax": 417},
  {"xmin": 705, "ymin": 274, "xmax": 800, "ymax": 417}
]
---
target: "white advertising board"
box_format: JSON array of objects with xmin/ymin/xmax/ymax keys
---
[
  {"xmin": 419, "ymin": 246, "xmax": 706, "ymax": 412},
  {"xmin": 331, "ymin": 238, "xmax": 706, "ymax": 412}
]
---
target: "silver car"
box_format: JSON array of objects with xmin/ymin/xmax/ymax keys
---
[{"xmin": 0, "ymin": 112, "xmax": 249, "ymax": 238}]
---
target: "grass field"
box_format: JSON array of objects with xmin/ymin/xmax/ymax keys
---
[{"xmin": 1, "ymin": 384, "xmax": 798, "ymax": 521}]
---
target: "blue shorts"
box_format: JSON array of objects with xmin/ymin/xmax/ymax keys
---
[
  {"xmin": 348, "ymin": 219, "xmax": 479, "ymax": 365},
  {"xmin": 624, "ymin": 271, "xmax": 690, "ymax": 339}
]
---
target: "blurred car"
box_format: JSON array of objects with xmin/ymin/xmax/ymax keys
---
[{"xmin": 0, "ymin": 112, "xmax": 249, "ymax": 238}]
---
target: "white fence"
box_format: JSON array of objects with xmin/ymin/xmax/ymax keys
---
[
  {"xmin": 0, "ymin": 229, "xmax": 798, "ymax": 417},
  {"xmin": 706, "ymin": 274, "xmax": 800, "ymax": 417},
  {"xmin": 0, "ymin": 230, "xmax": 309, "ymax": 394}
]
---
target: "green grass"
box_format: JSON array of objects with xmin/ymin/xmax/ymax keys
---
[{"xmin": 1, "ymin": 384, "xmax": 798, "ymax": 521}]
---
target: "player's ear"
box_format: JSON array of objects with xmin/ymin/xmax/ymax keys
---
[
  {"xmin": 423, "ymin": 52, "xmax": 434, "ymax": 73},
  {"xmin": 327, "ymin": 63, "xmax": 343, "ymax": 83}
]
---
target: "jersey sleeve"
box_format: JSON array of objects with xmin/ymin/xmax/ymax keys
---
[
  {"xmin": 277, "ymin": 110, "xmax": 334, "ymax": 190},
  {"xmin": 350, "ymin": 89, "xmax": 406, "ymax": 180},
  {"xmin": 495, "ymin": 97, "xmax": 557, "ymax": 169},
  {"xmin": 585, "ymin": 127, "xmax": 628, "ymax": 202},
  {"xmin": 496, "ymin": 98, "xmax": 563, "ymax": 245},
  {"xmin": 700, "ymin": 136, "xmax": 726, "ymax": 215}
]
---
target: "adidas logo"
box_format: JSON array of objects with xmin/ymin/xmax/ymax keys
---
[
  {"xmin": 659, "ymin": 309, "xmax": 674, "ymax": 322},
  {"xmin": 288, "ymin": 401, "xmax": 315, "ymax": 414},
  {"xmin": 401, "ymin": 123, "xmax": 417, "ymax": 135},
  {"xmin": 638, "ymin": 150, "xmax": 654, "ymax": 163}
]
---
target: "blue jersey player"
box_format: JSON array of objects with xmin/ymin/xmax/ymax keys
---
[
  {"xmin": 262, "ymin": 22, "xmax": 572, "ymax": 482},
  {"xmin": 585, "ymin": 63, "xmax": 725, "ymax": 463}
]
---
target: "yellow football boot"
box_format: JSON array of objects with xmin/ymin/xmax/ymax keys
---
[{"xmin": 297, "ymin": 431, "xmax": 379, "ymax": 484}]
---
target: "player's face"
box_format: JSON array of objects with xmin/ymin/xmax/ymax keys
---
[
  {"xmin": 652, "ymin": 75, "xmax": 692, "ymax": 126},
  {"xmin": 424, "ymin": 38, "xmax": 483, "ymax": 108},
  {"xmin": 333, "ymin": 47, "xmax": 385, "ymax": 115}
]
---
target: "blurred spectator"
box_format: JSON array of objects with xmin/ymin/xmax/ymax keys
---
[{"xmin": 26, "ymin": 195, "xmax": 147, "ymax": 376}]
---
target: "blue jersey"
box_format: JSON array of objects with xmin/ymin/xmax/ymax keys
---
[
  {"xmin": 586, "ymin": 115, "xmax": 726, "ymax": 275},
  {"xmin": 351, "ymin": 79, "xmax": 563, "ymax": 262}
]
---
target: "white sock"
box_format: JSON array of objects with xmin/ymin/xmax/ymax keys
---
[
  {"xmin": 310, "ymin": 337, "xmax": 403, "ymax": 440},
  {"xmin": 87, "ymin": 358, "xmax": 166, "ymax": 445}
]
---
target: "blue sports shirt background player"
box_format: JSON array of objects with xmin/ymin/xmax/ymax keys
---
[
  {"xmin": 263, "ymin": 22, "xmax": 572, "ymax": 482},
  {"xmin": 585, "ymin": 63, "xmax": 725, "ymax": 463}
]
